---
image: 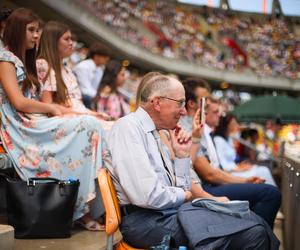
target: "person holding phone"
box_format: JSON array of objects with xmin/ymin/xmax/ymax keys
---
[
  {"xmin": 199, "ymin": 97, "xmax": 206, "ymax": 126},
  {"xmin": 178, "ymin": 79, "xmax": 210, "ymax": 142},
  {"xmin": 179, "ymin": 78, "xmax": 281, "ymax": 229}
]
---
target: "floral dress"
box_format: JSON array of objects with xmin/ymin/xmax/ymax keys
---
[{"xmin": 0, "ymin": 49, "xmax": 106, "ymax": 220}]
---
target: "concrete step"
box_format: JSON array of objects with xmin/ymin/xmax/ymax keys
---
[
  {"xmin": 0, "ymin": 224, "xmax": 14, "ymax": 250},
  {"xmin": 14, "ymin": 226, "xmax": 122, "ymax": 250}
]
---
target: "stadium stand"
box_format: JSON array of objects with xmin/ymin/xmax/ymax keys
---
[{"xmin": 79, "ymin": 0, "xmax": 300, "ymax": 79}]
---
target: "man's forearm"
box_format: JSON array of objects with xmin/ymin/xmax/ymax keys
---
[
  {"xmin": 191, "ymin": 182, "xmax": 216, "ymax": 199},
  {"xmin": 216, "ymin": 169, "xmax": 247, "ymax": 184}
]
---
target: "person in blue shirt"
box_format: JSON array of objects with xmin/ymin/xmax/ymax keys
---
[
  {"xmin": 179, "ymin": 78, "xmax": 281, "ymax": 228},
  {"xmin": 104, "ymin": 74, "xmax": 279, "ymax": 249}
]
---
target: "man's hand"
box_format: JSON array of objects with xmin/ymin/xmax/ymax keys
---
[
  {"xmin": 169, "ymin": 125, "xmax": 192, "ymax": 158},
  {"xmin": 245, "ymin": 176, "xmax": 265, "ymax": 184},
  {"xmin": 185, "ymin": 191, "xmax": 193, "ymax": 202},
  {"xmin": 213, "ymin": 196, "xmax": 230, "ymax": 202},
  {"xmin": 192, "ymin": 108, "xmax": 204, "ymax": 139}
]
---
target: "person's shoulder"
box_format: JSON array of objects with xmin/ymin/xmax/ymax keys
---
[
  {"xmin": 113, "ymin": 112, "xmax": 138, "ymax": 129},
  {"xmin": 73, "ymin": 59, "xmax": 92, "ymax": 70},
  {"xmin": 214, "ymin": 135, "xmax": 226, "ymax": 142},
  {"xmin": 0, "ymin": 48, "xmax": 12, "ymax": 58},
  {"xmin": 0, "ymin": 49, "xmax": 22, "ymax": 67},
  {"xmin": 109, "ymin": 113, "xmax": 141, "ymax": 140}
]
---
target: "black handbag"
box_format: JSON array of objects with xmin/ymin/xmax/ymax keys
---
[{"xmin": 5, "ymin": 177, "xmax": 80, "ymax": 239}]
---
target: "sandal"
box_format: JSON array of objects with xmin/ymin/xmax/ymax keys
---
[{"xmin": 76, "ymin": 219, "xmax": 105, "ymax": 231}]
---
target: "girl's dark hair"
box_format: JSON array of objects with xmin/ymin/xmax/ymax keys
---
[
  {"xmin": 3, "ymin": 8, "xmax": 40, "ymax": 93},
  {"xmin": 88, "ymin": 42, "xmax": 111, "ymax": 58},
  {"xmin": 0, "ymin": 6, "xmax": 12, "ymax": 22},
  {"xmin": 38, "ymin": 21, "xmax": 70, "ymax": 105},
  {"xmin": 214, "ymin": 114, "xmax": 236, "ymax": 140},
  {"xmin": 93, "ymin": 60, "xmax": 123, "ymax": 107}
]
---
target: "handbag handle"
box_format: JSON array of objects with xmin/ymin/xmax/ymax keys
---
[
  {"xmin": 27, "ymin": 177, "xmax": 60, "ymax": 186},
  {"xmin": 26, "ymin": 177, "xmax": 79, "ymax": 196},
  {"xmin": 27, "ymin": 177, "xmax": 78, "ymax": 186}
]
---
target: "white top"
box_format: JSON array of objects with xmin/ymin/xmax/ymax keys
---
[
  {"xmin": 73, "ymin": 59, "xmax": 104, "ymax": 98},
  {"xmin": 200, "ymin": 124, "xmax": 221, "ymax": 169},
  {"xmin": 213, "ymin": 136, "xmax": 237, "ymax": 171}
]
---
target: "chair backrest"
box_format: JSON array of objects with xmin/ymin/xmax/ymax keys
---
[{"xmin": 98, "ymin": 168, "xmax": 122, "ymax": 235}]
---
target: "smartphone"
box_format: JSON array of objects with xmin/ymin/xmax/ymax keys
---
[{"xmin": 199, "ymin": 97, "xmax": 206, "ymax": 125}]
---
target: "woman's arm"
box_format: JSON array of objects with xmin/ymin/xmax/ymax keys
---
[
  {"xmin": 40, "ymin": 90, "xmax": 53, "ymax": 104},
  {"xmin": 41, "ymin": 89, "xmax": 111, "ymax": 118},
  {"xmin": 0, "ymin": 62, "xmax": 61, "ymax": 116},
  {"xmin": 85, "ymin": 109, "xmax": 112, "ymax": 121}
]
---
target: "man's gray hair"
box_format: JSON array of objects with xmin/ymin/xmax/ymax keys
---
[{"xmin": 140, "ymin": 75, "xmax": 176, "ymax": 103}]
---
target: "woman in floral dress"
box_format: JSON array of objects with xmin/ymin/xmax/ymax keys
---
[
  {"xmin": 0, "ymin": 8, "xmax": 106, "ymax": 230},
  {"xmin": 37, "ymin": 21, "xmax": 112, "ymax": 135}
]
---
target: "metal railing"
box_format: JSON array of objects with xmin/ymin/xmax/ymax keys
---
[{"xmin": 280, "ymin": 155, "xmax": 300, "ymax": 250}]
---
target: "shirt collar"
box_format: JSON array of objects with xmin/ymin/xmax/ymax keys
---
[
  {"xmin": 204, "ymin": 123, "xmax": 213, "ymax": 135},
  {"xmin": 135, "ymin": 107, "xmax": 156, "ymax": 133}
]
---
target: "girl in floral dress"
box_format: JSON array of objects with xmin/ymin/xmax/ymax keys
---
[
  {"xmin": 0, "ymin": 8, "xmax": 106, "ymax": 231},
  {"xmin": 94, "ymin": 60, "xmax": 130, "ymax": 120},
  {"xmin": 36, "ymin": 21, "xmax": 112, "ymax": 230},
  {"xmin": 37, "ymin": 21, "xmax": 113, "ymax": 133}
]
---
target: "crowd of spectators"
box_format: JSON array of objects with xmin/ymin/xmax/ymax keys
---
[
  {"xmin": 78, "ymin": 0, "xmax": 300, "ymax": 80},
  {"xmin": 0, "ymin": 6, "xmax": 286, "ymax": 247}
]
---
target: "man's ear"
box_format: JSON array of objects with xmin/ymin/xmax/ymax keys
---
[
  {"xmin": 152, "ymin": 97, "xmax": 161, "ymax": 111},
  {"xmin": 187, "ymin": 100, "xmax": 196, "ymax": 110}
]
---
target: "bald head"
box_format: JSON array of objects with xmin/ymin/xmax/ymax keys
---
[
  {"xmin": 140, "ymin": 75, "xmax": 183, "ymax": 104},
  {"xmin": 139, "ymin": 74, "xmax": 186, "ymax": 130}
]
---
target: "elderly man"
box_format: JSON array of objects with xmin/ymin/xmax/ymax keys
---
[{"xmin": 105, "ymin": 74, "xmax": 279, "ymax": 249}]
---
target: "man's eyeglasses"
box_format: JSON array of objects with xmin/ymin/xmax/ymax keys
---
[{"xmin": 160, "ymin": 96, "xmax": 186, "ymax": 108}]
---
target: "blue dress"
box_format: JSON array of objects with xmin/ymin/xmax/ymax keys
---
[{"xmin": 0, "ymin": 49, "xmax": 106, "ymax": 220}]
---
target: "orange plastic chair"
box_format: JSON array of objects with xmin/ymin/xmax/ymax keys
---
[
  {"xmin": 98, "ymin": 168, "xmax": 145, "ymax": 250},
  {"xmin": 0, "ymin": 144, "xmax": 5, "ymax": 153}
]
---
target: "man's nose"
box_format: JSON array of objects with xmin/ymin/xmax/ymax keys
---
[{"xmin": 180, "ymin": 107, "xmax": 187, "ymax": 116}]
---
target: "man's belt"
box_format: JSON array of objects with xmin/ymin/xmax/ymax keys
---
[{"xmin": 120, "ymin": 204, "xmax": 144, "ymax": 216}]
